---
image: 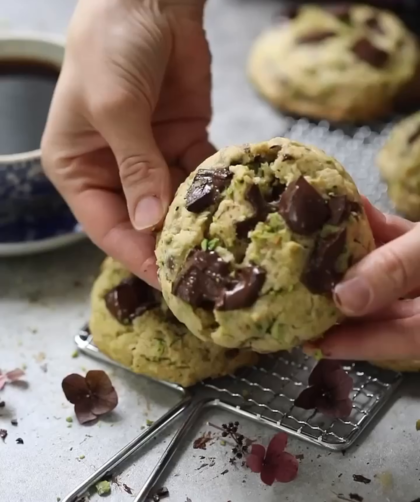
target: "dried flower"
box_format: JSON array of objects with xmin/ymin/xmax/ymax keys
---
[
  {"xmin": 0, "ymin": 368, "xmax": 25, "ymax": 390},
  {"xmin": 246, "ymin": 432, "xmax": 298, "ymax": 485},
  {"xmin": 62, "ymin": 370, "xmax": 118, "ymax": 425},
  {"xmin": 294, "ymin": 360, "xmax": 353, "ymax": 418}
]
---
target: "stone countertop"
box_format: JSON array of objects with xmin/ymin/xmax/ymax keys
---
[{"xmin": 1, "ymin": 1, "xmax": 420, "ymax": 501}]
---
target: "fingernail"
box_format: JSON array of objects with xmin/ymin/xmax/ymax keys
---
[
  {"xmin": 334, "ymin": 277, "xmax": 372, "ymax": 315},
  {"xmin": 134, "ymin": 196, "xmax": 163, "ymax": 231}
]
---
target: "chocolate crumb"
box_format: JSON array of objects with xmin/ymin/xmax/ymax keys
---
[
  {"xmin": 0, "ymin": 401, "xmax": 5, "ymax": 408},
  {"xmin": 0, "ymin": 429, "xmax": 7, "ymax": 441},
  {"xmin": 351, "ymin": 38, "xmax": 388, "ymax": 68},
  {"xmin": 279, "ymin": 176, "xmax": 329, "ymax": 235},
  {"xmin": 353, "ymin": 474, "xmax": 371, "ymax": 484},
  {"xmin": 16, "ymin": 438, "xmax": 24, "ymax": 444},
  {"xmin": 105, "ymin": 276, "xmax": 159, "ymax": 324},
  {"xmin": 152, "ymin": 487, "xmax": 169, "ymax": 501},
  {"xmin": 11, "ymin": 419, "xmax": 17, "ymax": 426},
  {"xmin": 186, "ymin": 168, "xmax": 233, "ymax": 213},
  {"xmin": 350, "ymin": 495, "xmax": 363, "ymax": 502},
  {"xmin": 296, "ymin": 454, "xmax": 305, "ymax": 460},
  {"xmin": 123, "ymin": 484, "xmax": 133, "ymax": 495},
  {"xmin": 221, "ymin": 469, "xmax": 229, "ymax": 475},
  {"xmin": 193, "ymin": 432, "xmax": 213, "ymax": 450},
  {"xmin": 301, "ymin": 229, "xmax": 347, "ymax": 294},
  {"xmin": 297, "ymin": 31, "xmax": 337, "ymax": 44}
]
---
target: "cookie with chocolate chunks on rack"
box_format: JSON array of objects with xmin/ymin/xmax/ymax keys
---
[
  {"xmin": 89, "ymin": 258, "xmax": 257, "ymax": 387},
  {"xmin": 248, "ymin": 4, "xmax": 418, "ymax": 122},
  {"xmin": 156, "ymin": 137, "xmax": 374, "ymax": 354}
]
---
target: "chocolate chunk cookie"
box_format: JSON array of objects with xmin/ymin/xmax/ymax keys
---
[
  {"xmin": 248, "ymin": 4, "xmax": 418, "ymax": 122},
  {"xmin": 377, "ymin": 111, "xmax": 420, "ymax": 221},
  {"xmin": 90, "ymin": 258, "xmax": 257, "ymax": 387},
  {"xmin": 156, "ymin": 138, "xmax": 375, "ymax": 353}
]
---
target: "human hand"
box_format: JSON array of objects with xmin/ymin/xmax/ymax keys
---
[
  {"xmin": 305, "ymin": 198, "xmax": 420, "ymax": 361},
  {"xmin": 42, "ymin": 0, "xmax": 214, "ymax": 288}
]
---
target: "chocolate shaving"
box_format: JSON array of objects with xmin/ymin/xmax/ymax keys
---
[
  {"xmin": 279, "ymin": 176, "xmax": 329, "ymax": 235},
  {"xmin": 351, "ymin": 38, "xmax": 389, "ymax": 68},
  {"xmin": 297, "ymin": 31, "xmax": 337, "ymax": 45},
  {"xmin": 353, "ymin": 474, "xmax": 371, "ymax": 484},
  {"xmin": 0, "ymin": 429, "xmax": 7, "ymax": 441},
  {"xmin": 365, "ymin": 16, "xmax": 385, "ymax": 34},
  {"xmin": 186, "ymin": 168, "xmax": 233, "ymax": 213},
  {"xmin": 301, "ymin": 229, "xmax": 347, "ymax": 295},
  {"xmin": 408, "ymin": 124, "xmax": 420, "ymax": 145},
  {"xmin": 105, "ymin": 276, "xmax": 159, "ymax": 324},
  {"xmin": 173, "ymin": 250, "xmax": 266, "ymax": 311}
]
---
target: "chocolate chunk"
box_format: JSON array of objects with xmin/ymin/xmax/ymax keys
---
[
  {"xmin": 365, "ymin": 16, "xmax": 385, "ymax": 34},
  {"xmin": 301, "ymin": 229, "xmax": 347, "ymax": 295},
  {"xmin": 329, "ymin": 196, "xmax": 360, "ymax": 225},
  {"xmin": 353, "ymin": 474, "xmax": 371, "ymax": 484},
  {"xmin": 186, "ymin": 168, "xmax": 233, "ymax": 213},
  {"xmin": 297, "ymin": 31, "xmax": 337, "ymax": 45},
  {"xmin": 218, "ymin": 266, "xmax": 266, "ymax": 311},
  {"xmin": 236, "ymin": 185, "xmax": 268, "ymax": 238},
  {"xmin": 173, "ymin": 250, "xmax": 266, "ymax": 311},
  {"xmin": 270, "ymin": 180, "xmax": 286, "ymax": 203},
  {"xmin": 279, "ymin": 176, "xmax": 329, "ymax": 235},
  {"xmin": 105, "ymin": 276, "xmax": 159, "ymax": 324},
  {"xmin": 282, "ymin": 154, "xmax": 295, "ymax": 161},
  {"xmin": 351, "ymin": 38, "xmax": 389, "ymax": 68},
  {"xmin": 172, "ymin": 250, "xmax": 230, "ymax": 309},
  {"xmin": 327, "ymin": 4, "xmax": 351, "ymax": 23},
  {"xmin": 225, "ymin": 349, "xmax": 240, "ymax": 359},
  {"xmin": 408, "ymin": 124, "xmax": 420, "ymax": 145}
]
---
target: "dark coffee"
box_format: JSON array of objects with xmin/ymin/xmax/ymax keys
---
[{"xmin": 0, "ymin": 59, "xmax": 59, "ymax": 155}]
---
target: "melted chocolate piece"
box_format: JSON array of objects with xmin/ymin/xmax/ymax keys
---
[
  {"xmin": 270, "ymin": 180, "xmax": 286, "ymax": 203},
  {"xmin": 278, "ymin": 176, "xmax": 330, "ymax": 235},
  {"xmin": 329, "ymin": 196, "xmax": 361, "ymax": 225},
  {"xmin": 105, "ymin": 277, "xmax": 160, "ymax": 324},
  {"xmin": 327, "ymin": 4, "xmax": 351, "ymax": 23},
  {"xmin": 297, "ymin": 31, "xmax": 337, "ymax": 45},
  {"xmin": 365, "ymin": 16, "xmax": 385, "ymax": 34},
  {"xmin": 301, "ymin": 229, "xmax": 347, "ymax": 295},
  {"xmin": 351, "ymin": 38, "xmax": 389, "ymax": 68},
  {"xmin": 218, "ymin": 267, "xmax": 266, "ymax": 311},
  {"xmin": 186, "ymin": 168, "xmax": 233, "ymax": 213},
  {"xmin": 225, "ymin": 349, "xmax": 240, "ymax": 359},
  {"xmin": 172, "ymin": 250, "xmax": 230, "ymax": 309},
  {"xmin": 282, "ymin": 154, "xmax": 295, "ymax": 161},
  {"xmin": 408, "ymin": 124, "xmax": 420, "ymax": 145},
  {"xmin": 173, "ymin": 250, "xmax": 266, "ymax": 311}
]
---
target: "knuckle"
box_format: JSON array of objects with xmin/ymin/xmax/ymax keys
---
[
  {"xmin": 377, "ymin": 246, "xmax": 410, "ymax": 292},
  {"xmin": 119, "ymin": 155, "xmax": 156, "ymax": 187},
  {"xmin": 89, "ymin": 89, "xmax": 132, "ymax": 122}
]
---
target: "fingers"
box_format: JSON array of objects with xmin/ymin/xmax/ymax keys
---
[
  {"xmin": 333, "ymin": 222, "xmax": 420, "ymax": 316},
  {"xmin": 361, "ymin": 196, "xmax": 415, "ymax": 243},
  {"xmin": 96, "ymin": 93, "xmax": 172, "ymax": 232},
  {"xmin": 304, "ymin": 310, "xmax": 420, "ymax": 361}
]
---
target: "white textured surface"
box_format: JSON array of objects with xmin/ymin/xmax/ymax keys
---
[{"xmin": 1, "ymin": 1, "xmax": 420, "ymax": 502}]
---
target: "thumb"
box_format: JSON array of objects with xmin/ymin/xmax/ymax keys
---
[
  {"xmin": 334, "ymin": 224, "xmax": 420, "ymax": 316},
  {"xmin": 99, "ymin": 95, "xmax": 171, "ymax": 232}
]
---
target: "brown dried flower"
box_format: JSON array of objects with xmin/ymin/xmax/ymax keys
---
[{"xmin": 62, "ymin": 370, "xmax": 118, "ymax": 424}]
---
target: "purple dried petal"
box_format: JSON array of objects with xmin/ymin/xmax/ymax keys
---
[
  {"xmin": 260, "ymin": 465, "xmax": 277, "ymax": 486},
  {"xmin": 74, "ymin": 400, "xmax": 98, "ymax": 425},
  {"xmin": 246, "ymin": 445, "xmax": 265, "ymax": 473},
  {"xmin": 275, "ymin": 452, "xmax": 299, "ymax": 483},
  {"xmin": 294, "ymin": 386, "xmax": 320, "ymax": 410},
  {"xmin": 327, "ymin": 369, "xmax": 353, "ymax": 400},
  {"xmin": 318, "ymin": 397, "xmax": 352, "ymax": 419},
  {"xmin": 62, "ymin": 374, "xmax": 90, "ymax": 404},
  {"xmin": 266, "ymin": 432, "xmax": 287, "ymax": 462}
]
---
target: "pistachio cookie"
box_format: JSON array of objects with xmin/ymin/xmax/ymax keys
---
[
  {"xmin": 248, "ymin": 4, "xmax": 418, "ymax": 122},
  {"xmin": 377, "ymin": 111, "xmax": 420, "ymax": 220},
  {"xmin": 90, "ymin": 258, "xmax": 257, "ymax": 387},
  {"xmin": 156, "ymin": 137, "xmax": 375, "ymax": 353}
]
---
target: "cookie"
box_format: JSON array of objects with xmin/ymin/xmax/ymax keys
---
[
  {"xmin": 156, "ymin": 137, "xmax": 375, "ymax": 353},
  {"xmin": 89, "ymin": 258, "xmax": 258, "ymax": 387},
  {"xmin": 248, "ymin": 4, "xmax": 418, "ymax": 122},
  {"xmin": 377, "ymin": 111, "xmax": 420, "ymax": 220}
]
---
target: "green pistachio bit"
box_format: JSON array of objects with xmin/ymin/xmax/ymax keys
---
[
  {"xmin": 416, "ymin": 419, "xmax": 420, "ymax": 431},
  {"xmin": 201, "ymin": 239, "xmax": 208, "ymax": 251},
  {"xmin": 66, "ymin": 417, "xmax": 73, "ymax": 423},
  {"xmin": 207, "ymin": 238, "xmax": 220, "ymax": 251},
  {"xmin": 313, "ymin": 349, "xmax": 324, "ymax": 361},
  {"xmin": 71, "ymin": 350, "xmax": 79, "ymax": 358},
  {"xmin": 146, "ymin": 419, "xmax": 154, "ymax": 427},
  {"xmin": 96, "ymin": 480, "xmax": 111, "ymax": 496}
]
